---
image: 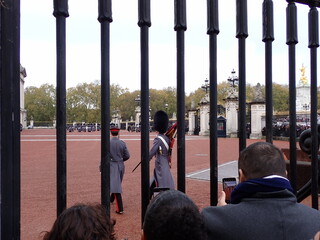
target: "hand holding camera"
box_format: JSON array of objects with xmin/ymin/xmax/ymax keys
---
[{"xmin": 222, "ymin": 177, "xmax": 237, "ymax": 204}]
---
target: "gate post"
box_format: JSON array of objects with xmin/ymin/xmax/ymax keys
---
[
  {"xmin": 207, "ymin": 0, "xmax": 219, "ymax": 206},
  {"xmin": 98, "ymin": 0, "xmax": 112, "ymax": 213},
  {"xmin": 174, "ymin": 0, "xmax": 187, "ymax": 193},
  {"xmin": 138, "ymin": 0, "xmax": 151, "ymax": 224},
  {"xmin": 53, "ymin": 0, "xmax": 69, "ymax": 217},
  {"xmin": 263, "ymin": 0, "xmax": 275, "ymax": 144},
  {"xmin": 0, "ymin": 1, "xmax": 21, "ymax": 239},
  {"xmin": 236, "ymin": 0, "xmax": 248, "ymax": 151},
  {"xmin": 308, "ymin": 3, "xmax": 319, "ymax": 209},
  {"xmin": 286, "ymin": 1, "xmax": 298, "ymax": 194}
]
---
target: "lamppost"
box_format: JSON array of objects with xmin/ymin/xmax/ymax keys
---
[
  {"xmin": 134, "ymin": 95, "xmax": 141, "ymax": 127},
  {"xmin": 165, "ymin": 103, "xmax": 168, "ymax": 112},
  {"xmin": 149, "ymin": 108, "xmax": 152, "ymax": 122},
  {"xmin": 201, "ymin": 78, "xmax": 210, "ymax": 94},
  {"xmin": 227, "ymin": 69, "xmax": 239, "ymax": 88},
  {"xmin": 226, "ymin": 69, "xmax": 239, "ymax": 102},
  {"xmin": 135, "ymin": 94, "xmax": 141, "ymax": 106}
]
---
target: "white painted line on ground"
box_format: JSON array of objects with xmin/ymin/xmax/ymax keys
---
[
  {"xmin": 21, "ymin": 134, "xmax": 210, "ymax": 142},
  {"xmin": 21, "ymin": 138, "xmax": 149, "ymax": 142},
  {"xmin": 186, "ymin": 160, "xmax": 238, "ymax": 181},
  {"xmin": 186, "ymin": 168, "xmax": 210, "ymax": 177},
  {"xmin": 218, "ymin": 160, "xmax": 238, "ymax": 167}
]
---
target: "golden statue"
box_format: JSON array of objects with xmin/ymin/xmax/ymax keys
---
[{"xmin": 300, "ymin": 64, "xmax": 308, "ymax": 86}]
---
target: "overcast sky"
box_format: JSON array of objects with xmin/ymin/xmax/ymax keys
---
[{"xmin": 21, "ymin": 1, "xmax": 313, "ymax": 94}]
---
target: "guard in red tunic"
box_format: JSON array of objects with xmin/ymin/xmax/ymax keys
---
[{"xmin": 109, "ymin": 127, "xmax": 130, "ymax": 214}]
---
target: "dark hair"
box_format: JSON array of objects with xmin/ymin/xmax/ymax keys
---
[
  {"xmin": 238, "ymin": 142, "xmax": 286, "ymax": 179},
  {"xmin": 143, "ymin": 190, "xmax": 207, "ymax": 240},
  {"xmin": 111, "ymin": 131, "xmax": 119, "ymax": 137},
  {"xmin": 42, "ymin": 203, "xmax": 116, "ymax": 240}
]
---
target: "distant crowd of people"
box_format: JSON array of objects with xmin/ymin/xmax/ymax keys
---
[
  {"xmin": 262, "ymin": 123, "xmax": 311, "ymax": 138},
  {"xmin": 262, "ymin": 116, "xmax": 318, "ymax": 138},
  {"xmin": 67, "ymin": 123, "xmax": 101, "ymax": 132},
  {"xmin": 42, "ymin": 141, "xmax": 320, "ymax": 240}
]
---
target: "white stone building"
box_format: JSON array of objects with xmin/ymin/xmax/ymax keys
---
[
  {"xmin": 20, "ymin": 64, "xmax": 27, "ymax": 128},
  {"xmin": 296, "ymin": 64, "xmax": 310, "ymax": 113}
]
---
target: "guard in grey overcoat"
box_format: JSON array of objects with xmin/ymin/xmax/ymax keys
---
[
  {"xmin": 110, "ymin": 127, "xmax": 130, "ymax": 214},
  {"xmin": 149, "ymin": 111, "xmax": 175, "ymax": 197}
]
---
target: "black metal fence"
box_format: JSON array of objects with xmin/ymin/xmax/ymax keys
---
[{"xmin": 1, "ymin": 0, "xmax": 319, "ymax": 239}]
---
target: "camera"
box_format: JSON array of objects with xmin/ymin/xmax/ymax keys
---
[{"xmin": 222, "ymin": 177, "xmax": 237, "ymax": 203}]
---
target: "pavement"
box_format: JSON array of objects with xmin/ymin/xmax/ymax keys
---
[{"xmin": 186, "ymin": 160, "xmax": 238, "ymax": 181}]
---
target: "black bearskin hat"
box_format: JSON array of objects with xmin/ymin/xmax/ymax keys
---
[{"xmin": 153, "ymin": 110, "xmax": 169, "ymax": 134}]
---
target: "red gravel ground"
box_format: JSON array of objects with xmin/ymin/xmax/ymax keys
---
[{"xmin": 21, "ymin": 129, "xmax": 315, "ymax": 240}]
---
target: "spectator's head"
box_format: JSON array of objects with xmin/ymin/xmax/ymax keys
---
[
  {"xmin": 42, "ymin": 203, "xmax": 116, "ymax": 240},
  {"xmin": 110, "ymin": 127, "xmax": 120, "ymax": 137},
  {"xmin": 238, "ymin": 142, "xmax": 287, "ymax": 182},
  {"xmin": 153, "ymin": 110, "xmax": 169, "ymax": 134},
  {"xmin": 142, "ymin": 190, "xmax": 207, "ymax": 240}
]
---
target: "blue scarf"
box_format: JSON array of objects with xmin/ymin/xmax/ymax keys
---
[{"xmin": 230, "ymin": 177, "xmax": 294, "ymax": 204}]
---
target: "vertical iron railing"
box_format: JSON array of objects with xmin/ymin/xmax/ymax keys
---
[
  {"xmin": 286, "ymin": 1, "xmax": 298, "ymax": 194},
  {"xmin": 236, "ymin": 0, "xmax": 248, "ymax": 152},
  {"xmin": 0, "ymin": 0, "xmax": 21, "ymax": 239},
  {"xmin": 207, "ymin": 0, "xmax": 219, "ymax": 206},
  {"xmin": 308, "ymin": 3, "xmax": 319, "ymax": 209},
  {"xmin": 53, "ymin": 0, "xmax": 69, "ymax": 217},
  {"xmin": 3, "ymin": 1, "xmax": 320, "ymax": 239},
  {"xmin": 174, "ymin": 0, "xmax": 187, "ymax": 193},
  {"xmin": 138, "ymin": 0, "xmax": 151, "ymax": 224},
  {"xmin": 98, "ymin": 0, "xmax": 112, "ymax": 213},
  {"xmin": 263, "ymin": 0, "xmax": 274, "ymax": 144},
  {"xmin": 12, "ymin": 1, "xmax": 21, "ymax": 236}
]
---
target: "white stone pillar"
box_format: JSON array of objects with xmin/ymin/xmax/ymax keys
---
[
  {"xmin": 199, "ymin": 104, "xmax": 210, "ymax": 136},
  {"xmin": 135, "ymin": 106, "xmax": 141, "ymax": 126},
  {"xmin": 250, "ymin": 103, "xmax": 266, "ymax": 139},
  {"xmin": 188, "ymin": 110, "xmax": 196, "ymax": 135},
  {"xmin": 296, "ymin": 86, "xmax": 310, "ymax": 112},
  {"xmin": 20, "ymin": 65, "xmax": 27, "ymax": 128},
  {"xmin": 20, "ymin": 109, "xmax": 27, "ymax": 128},
  {"xmin": 225, "ymin": 100, "xmax": 238, "ymax": 137}
]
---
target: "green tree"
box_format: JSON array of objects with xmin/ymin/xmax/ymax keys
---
[
  {"xmin": 272, "ymin": 83, "xmax": 289, "ymax": 113},
  {"xmin": 111, "ymin": 84, "xmax": 129, "ymax": 110},
  {"xmin": 25, "ymin": 80, "xmax": 304, "ymax": 125},
  {"xmin": 217, "ymin": 81, "xmax": 232, "ymax": 105},
  {"xmin": 67, "ymin": 81, "xmax": 129, "ymax": 123},
  {"xmin": 186, "ymin": 88, "xmax": 206, "ymax": 111},
  {"xmin": 161, "ymin": 87, "xmax": 177, "ymax": 118},
  {"xmin": 186, "ymin": 81, "xmax": 238, "ymax": 112},
  {"xmin": 67, "ymin": 82, "xmax": 100, "ymax": 123},
  {"xmin": 117, "ymin": 90, "xmax": 140, "ymax": 121},
  {"xmin": 25, "ymin": 84, "xmax": 56, "ymax": 122},
  {"xmin": 149, "ymin": 88, "xmax": 177, "ymax": 119},
  {"xmin": 246, "ymin": 83, "xmax": 257, "ymax": 103}
]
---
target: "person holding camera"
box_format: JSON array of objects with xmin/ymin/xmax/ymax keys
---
[{"xmin": 202, "ymin": 142, "xmax": 320, "ymax": 240}]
